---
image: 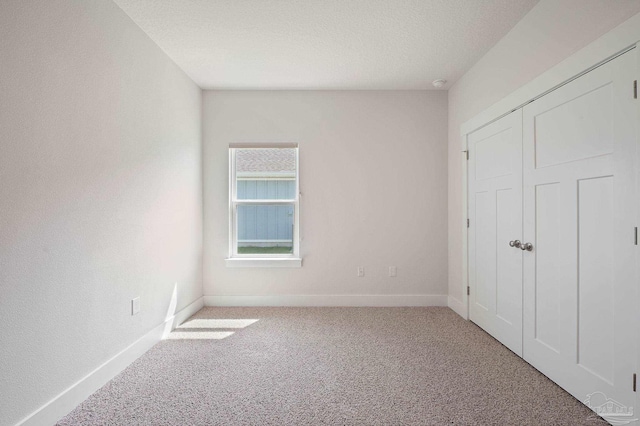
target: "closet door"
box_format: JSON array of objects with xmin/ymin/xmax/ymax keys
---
[
  {"xmin": 522, "ymin": 50, "xmax": 637, "ymax": 409},
  {"xmin": 468, "ymin": 111, "xmax": 523, "ymax": 356}
]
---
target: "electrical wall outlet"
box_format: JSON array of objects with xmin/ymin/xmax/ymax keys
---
[
  {"xmin": 357, "ymin": 266, "xmax": 365, "ymax": 277},
  {"xmin": 131, "ymin": 297, "xmax": 140, "ymax": 315},
  {"xmin": 389, "ymin": 266, "xmax": 397, "ymax": 277}
]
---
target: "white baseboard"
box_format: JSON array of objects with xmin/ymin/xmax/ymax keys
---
[
  {"xmin": 448, "ymin": 296, "xmax": 467, "ymax": 319},
  {"xmin": 204, "ymin": 294, "xmax": 448, "ymax": 307},
  {"xmin": 16, "ymin": 296, "xmax": 204, "ymax": 426}
]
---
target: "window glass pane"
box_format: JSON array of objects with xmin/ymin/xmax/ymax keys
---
[
  {"xmin": 237, "ymin": 204, "xmax": 294, "ymax": 254},
  {"xmin": 236, "ymin": 148, "xmax": 296, "ymax": 200}
]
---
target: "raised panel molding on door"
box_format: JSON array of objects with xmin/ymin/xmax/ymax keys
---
[
  {"xmin": 468, "ymin": 110, "xmax": 523, "ymax": 356},
  {"xmin": 522, "ymin": 49, "xmax": 638, "ymax": 411}
]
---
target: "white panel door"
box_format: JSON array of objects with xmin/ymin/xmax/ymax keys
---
[
  {"xmin": 468, "ymin": 111, "xmax": 523, "ymax": 356},
  {"xmin": 523, "ymin": 50, "xmax": 638, "ymax": 413}
]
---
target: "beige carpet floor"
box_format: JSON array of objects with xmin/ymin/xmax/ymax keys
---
[{"xmin": 57, "ymin": 307, "xmax": 605, "ymax": 425}]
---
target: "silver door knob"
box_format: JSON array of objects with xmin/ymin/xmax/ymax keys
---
[
  {"xmin": 509, "ymin": 240, "xmax": 522, "ymax": 248},
  {"xmin": 521, "ymin": 242, "xmax": 533, "ymax": 251}
]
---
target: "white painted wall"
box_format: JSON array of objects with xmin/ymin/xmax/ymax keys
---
[
  {"xmin": 0, "ymin": 1, "xmax": 202, "ymax": 425},
  {"xmin": 447, "ymin": 0, "xmax": 640, "ymax": 304},
  {"xmin": 203, "ymin": 91, "xmax": 448, "ymax": 304}
]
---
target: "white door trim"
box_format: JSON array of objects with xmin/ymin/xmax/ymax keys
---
[
  {"xmin": 456, "ymin": 36, "xmax": 640, "ymax": 422},
  {"xmin": 460, "ymin": 136, "xmax": 470, "ymax": 320},
  {"xmin": 635, "ymin": 38, "xmax": 640, "ymax": 422},
  {"xmin": 457, "ymin": 11, "xmax": 640, "ymax": 320}
]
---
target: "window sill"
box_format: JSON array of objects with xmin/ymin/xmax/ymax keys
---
[{"xmin": 225, "ymin": 258, "xmax": 303, "ymax": 268}]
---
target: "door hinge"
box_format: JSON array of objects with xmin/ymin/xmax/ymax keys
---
[
  {"xmin": 634, "ymin": 80, "xmax": 638, "ymax": 99},
  {"xmin": 633, "ymin": 373, "xmax": 637, "ymax": 392},
  {"xmin": 467, "ymin": 286, "xmax": 470, "ymax": 296},
  {"xmin": 635, "ymin": 227, "xmax": 638, "ymax": 245},
  {"xmin": 463, "ymin": 150, "xmax": 469, "ymax": 160},
  {"xmin": 467, "ymin": 219, "xmax": 470, "ymax": 228}
]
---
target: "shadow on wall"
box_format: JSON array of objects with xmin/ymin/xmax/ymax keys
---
[
  {"xmin": 160, "ymin": 283, "xmax": 259, "ymax": 340},
  {"xmin": 162, "ymin": 283, "xmax": 179, "ymax": 339}
]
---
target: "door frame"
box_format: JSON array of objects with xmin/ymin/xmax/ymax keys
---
[
  {"xmin": 454, "ymin": 20, "xmax": 640, "ymax": 320},
  {"xmin": 636, "ymin": 39, "xmax": 640, "ymax": 419},
  {"xmin": 458, "ymin": 35, "xmax": 640, "ymax": 419}
]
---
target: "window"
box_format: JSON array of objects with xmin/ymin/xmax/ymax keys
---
[{"xmin": 226, "ymin": 144, "xmax": 301, "ymax": 267}]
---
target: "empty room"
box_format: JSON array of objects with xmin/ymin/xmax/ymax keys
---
[{"xmin": 2, "ymin": 0, "xmax": 640, "ymax": 425}]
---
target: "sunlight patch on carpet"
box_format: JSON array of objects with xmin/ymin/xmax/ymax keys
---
[
  {"xmin": 178, "ymin": 319, "xmax": 259, "ymax": 329},
  {"xmin": 166, "ymin": 331, "xmax": 235, "ymax": 340}
]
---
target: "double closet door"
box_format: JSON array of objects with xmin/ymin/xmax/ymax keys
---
[{"xmin": 468, "ymin": 50, "xmax": 638, "ymax": 412}]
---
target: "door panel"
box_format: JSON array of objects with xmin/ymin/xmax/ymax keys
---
[
  {"xmin": 533, "ymin": 182, "xmax": 562, "ymax": 353},
  {"xmin": 495, "ymin": 188, "xmax": 519, "ymax": 324},
  {"xmin": 468, "ymin": 111, "xmax": 523, "ymax": 356},
  {"xmin": 578, "ymin": 176, "xmax": 615, "ymax": 384},
  {"xmin": 523, "ymin": 50, "xmax": 637, "ymax": 411},
  {"xmin": 534, "ymin": 82, "xmax": 614, "ymax": 168},
  {"xmin": 476, "ymin": 128, "xmax": 515, "ymax": 180},
  {"xmin": 474, "ymin": 191, "xmax": 494, "ymax": 311}
]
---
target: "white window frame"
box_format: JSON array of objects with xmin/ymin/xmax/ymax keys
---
[{"xmin": 225, "ymin": 143, "xmax": 301, "ymax": 268}]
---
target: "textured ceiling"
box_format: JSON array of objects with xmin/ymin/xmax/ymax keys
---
[{"xmin": 112, "ymin": 0, "xmax": 539, "ymax": 90}]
